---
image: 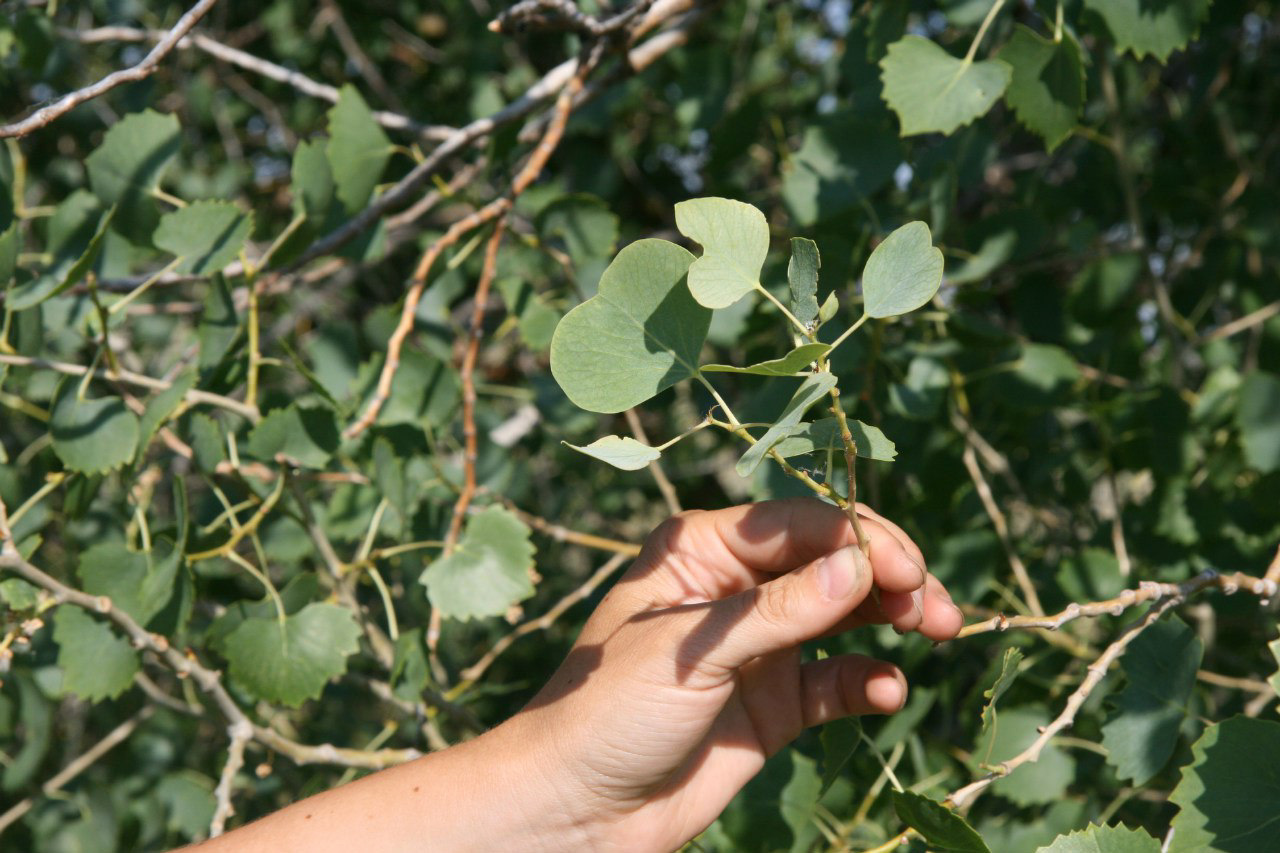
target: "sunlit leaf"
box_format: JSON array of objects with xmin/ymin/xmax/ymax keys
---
[
  {"xmin": 420, "ymin": 506, "xmax": 536, "ymax": 620},
  {"xmin": 565, "ymin": 435, "xmax": 661, "ymax": 471},
  {"xmin": 674, "ymin": 197, "xmax": 769, "ymax": 309},
  {"xmin": 881, "ymin": 36, "xmax": 1011, "ymax": 136}
]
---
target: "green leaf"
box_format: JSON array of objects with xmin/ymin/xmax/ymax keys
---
[
  {"xmin": 49, "ymin": 379, "xmax": 140, "ymax": 474},
  {"xmin": 372, "ymin": 437, "xmax": 410, "ymax": 526},
  {"xmin": 779, "ymin": 751, "xmax": 823, "ymax": 852},
  {"xmin": 890, "ymin": 355, "xmax": 950, "ymax": 420},
  {"xmin": 0, "ymin": 578, "xmax": 41, "ymax": 610},
  {"xmin": 819, "ymin": 718, "xmax": 861, "ymax": 796},
  {"xmin": 187, "ymin": 412, "xmax": 225, "ymax": 471},
  {"xmin": 537, "ymin": 194, "xmax": 619, "ymax": 264},
  {"xmin": 222, "ymin": 602, "xmax": 362, "ymax": 706},
  {"xmin": 5, "ymin": 200, "xmax": 115, "ymax": 311},
  {"xmin": 702, "ymin": 343, "xmax": 832, "ymax": 376},
  {"xmin": 881, "ymin": 36, "xmax": 1012, "ymax": 136},
  {"xmin": 818, "ymin": 292, "xmax": 838, "ymax": 325},
  {"xmin": 155, "ymin": 771, "xmax": 216, "ymax": 841},
  {"xmin": 420, "ymin": 506, "xmax": 536, "ymax": 620},
  {"xmin": 291, "ymin": 138, "xmax": 335, "ymax": 222},
  {"xmin": 891, "ymin": 791, "xmax": 991, "ymax": 853},
  {"xmin": 550, "ymin": 239, "xmax": 705, "ymax": 413},
  {"xmin": 1169, "ymin": 717, "xmax": 1280, "ymax": 852},
  {"xmin": 77, "ymin": 540, "xmax": 183, "ymax": 627},
  {"xmin": 1101, "ymin": 616, "xmax": 1203, "ymax": 785},
  {"xmin": 674, "ymin": 197, "xmax": 769, "ymax": 309},
  {"xmin": 496, "ymin": 277, "xmax": 560, "ymax": 352},
  {"xmin": 1235, "ymin": 372, "xmax": 1280, "ymax": 473},
  {"xmin": 565, "ymin": 435, "xmax": 661, "ymax": 471},
  {"xmin": 136, "ymin": 369, "xmax": 195, "ymax": 458},
  {"xmin": 198, "ymin": 273, "xmax": 241, "ymax": 370},
  {"xmin": 0, "ymin": 219, "xmax": 18, "ymax": 288},
  {"xmin": 772, "ymin": 417, "xmax": 898, "ymax": 462},
  {"xmin": 861, "ymin": 221, "xmax": 944, "ymax": 318},
  {"xmin": 1083, "ymin": 0, "xmax": 1212, "ymax": 62},
  {"xmin": 153, "ymin": 201, "xmax": 253, "ymax": 275},
  {"xmin": 980, "ymin": 647, "xmax": 1024, "ymax": 736},
  {"xmin": 390, "ymin": 628, "xmax": 431, "ymax": 701},
  {"xmin": 977, "ymin": 705, "xmax": 1075, "ymax": 806},
  {"xmin": 327, "ymin": 85, "xmax": 393, "ymax": 213},
  {"xmin": 780, "ymin": 115, "xmax": 901, "ymax": 227},
  {"xmin": 53, "ymin": 606, "xmax": 139, "ymax": 702},
  {"xmin": 736, "ymin": 373, "xmax": 839, "ymax": 477},
  {"xmin": 246, "ymin": 403, "xmax": 340, "ymax": 469},
  {"xmin": 1268, "ymin": 638, "xmax": 1280, "ymax": 703},
  {"xmin": 84, "ymin": 109, "xmax": 181, "ymax": 243},
  {"xmin": 788, "ymin": 237, "xmax": 821, "ymax": 327},
  {"xmin": 1000, "ymin": 26, "xmax": 1085, "ymax": 152},
  {"xmin": 1035, "ymin": 823, "xmax": 1161, "ymax": 853}
]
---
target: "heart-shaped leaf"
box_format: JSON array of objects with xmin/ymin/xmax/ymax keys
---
[
  {"xmin": 84, "ymin": 109, "xmax": 181, "ymax": 243},
  {"xmin": 154, "ymin": 200, "xmax": 253, "ymax": 275},
  {"xmin": 49, "ymin": 379, "xmax": 140, "ymax": 474},
  {"xmin": 421, "ymin": 506, "xmax": 536, "ymax": 620},
  {"xmin": 550, "ymin": 238, "xmax": 705, "ymax": 413},
  {"xmin": 702, "ymin": 343, "xmax": 831, "ymax": 376},
  {"xmin": 1083, "ymin": 0, "xmax": 1212, "ymax": 62},
  {"xmin": 862, "ymin": 221, "xmax": 944, "ymax": 318},
  {"xmin": 222, "ymin": 602, "xmax": 361, "ymax": 707},
  {"xmin": 565, "ymin": 435, "xmax": 661, "ymax": 471},
  {"xmin": 881, "ymin": 36, "xmax": 1012, "ymax": 136},
  {"xmin": 674, "ymin": 197, "xmax": 769, "ymax": 309},
  {"xmin": 1000, "ymin": 26, "xmax": 1085, "ymax": 152}
]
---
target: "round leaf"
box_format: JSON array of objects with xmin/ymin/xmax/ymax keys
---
[
  {"xmin": 49, "ymin": 380, "xmax": 140, "ymax": 474},
  {"xmin": 674, "ymin": 197, "xmax": 769, "ymax": 309},
  {"xmin": 862, "ymin": 221, "xmax": 944, "ymax": 318},
  {"xmin": 222, "ymin": 602, "xmax": 361, "ymax": 707},
  {"xmin": 550, "ymin": 238, "xmax": 704, "ymax": 413},
  {"xmin": 881, "ymin": 36, "xmax": 1012, "ymax": 136}
]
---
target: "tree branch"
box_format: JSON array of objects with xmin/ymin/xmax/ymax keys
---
[{"xmin": 0, "ymin": 0, "xmax": 221, "ymax": 138}]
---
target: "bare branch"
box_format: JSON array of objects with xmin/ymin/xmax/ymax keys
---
[
  {"xmin": 0, "ymin": 353, "xmax": 260, "ymax": 422},
  {"xmin": 948, "ymin": 597, "xmax": 1183, "ymax": 809},
  {"xmin": 209, "ymin": 720, "xmax": 253, "ymax": 837},
  {"xmin": 625, "ymin": 409, "xmax": 683, "ymax": 515},
  {"xmin": 958, "ymin": 569, "xmax": 1275, "ymax": 639},
  {"xmin": 0, "ymin": 707, "xmax": 155, "ymax": 835},
  {"xmin": 0, "ymin": 0, "xmax": 221, "ymax": 138}
]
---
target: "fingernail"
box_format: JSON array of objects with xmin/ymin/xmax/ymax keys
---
[
  {"xmin": 818, "ymin": 547, "xmax": 863, "ymax": 601},
  {"xmin": 903, "ymin": 552, "xmax": 927, "ymax": 586},
  {"xmin": 911, "ymin": 588, "xmax": 925, "ymax": 621}
]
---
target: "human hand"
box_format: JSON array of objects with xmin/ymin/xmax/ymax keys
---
[{"xmin": 508, "ymin": 498, "xmax": 964, "ymax": 852}]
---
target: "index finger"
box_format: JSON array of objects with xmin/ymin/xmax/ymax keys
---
[{"xmin": 626, "ymin": 498, "xmax": 928, "ymax": 604}]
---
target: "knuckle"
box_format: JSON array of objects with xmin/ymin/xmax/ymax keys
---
[{"xmin": 753, "ymin": 580, "xmax": 799, "ymax": 629}]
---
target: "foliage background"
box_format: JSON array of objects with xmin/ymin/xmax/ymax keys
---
[{"xmin": 1, "ymin": 0, "xmax": 1279, "ymax": 850}]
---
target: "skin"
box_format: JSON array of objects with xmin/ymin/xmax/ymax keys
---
[{"xmin": 192, "ymin": 498, "xmax": 963, "ymax": 852}]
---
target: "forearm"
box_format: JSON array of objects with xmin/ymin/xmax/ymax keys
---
[{"xmin": 189, "ymin": 715, "xmax": 589, "ymax": 852}]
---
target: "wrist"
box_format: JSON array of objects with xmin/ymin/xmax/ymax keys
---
[{"xmin": 452, "ymin": 711, "xmax": 605, "ymax": 852}]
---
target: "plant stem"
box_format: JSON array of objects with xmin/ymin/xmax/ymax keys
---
[
  {"xmin": 828, "ymin": 384, "xmax": 870, "ymax": 555},
  {"xmin": 754, "ymin": 283, "xmax": 813, "ymax": 340},
  {"xmin": 964, "ymin": 0, "xmax": 1007, "ymax": 65},
  {"xmin": 828, "ymin": 312, "xmax": 870, "ymax": 353}
]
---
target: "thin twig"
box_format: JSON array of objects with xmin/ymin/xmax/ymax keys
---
[
  {"xmin": 345, "ymin": 50, "xmax": 591, "ymax": 438},
  {"xmin": 957, "ymin": 570, "xmax": 1275, "ymax": 639},
  {"xmin": 479, "ymin": 494, "xmax": 642, "ymax": 557},
  {"xmin": 0, "ymin": 0, "xmax": 221, "ymax": 138},
  {"xmin": 0, "ymin": 535, "xmax": 419, "ymax": 771},
  {"xmin": 958, "ymin": 425, "xmax": 1045, "ymax": 616},
  {"xmin": 948, "ymin": 596, "xmax": 1184, "ymax": 809},
  {"xmin": 624, "ymin": 409, "xmax": 682, "ymax": 515},
  {"xmin": 62, "ymin": 26, "xmax": 451, "ymax": 140},
  {"xmin": 209, "ymin": 720, "xmax": 253, "ymax": 837},
  {"xmin": 461, "ymin": 553, "xmax": 629, "ymax": 683},
  {"xmin": 0, "ymin": 707, "xmax": 155, "ymax": 836},
  {"xmin": 0, "ymin": 353, "xmax": 260, "ymax": 422}
]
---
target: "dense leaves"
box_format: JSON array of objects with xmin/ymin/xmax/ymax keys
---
[{"xmin": 1, "ymin": 0, "xmax": 1278, "ymax": 849}]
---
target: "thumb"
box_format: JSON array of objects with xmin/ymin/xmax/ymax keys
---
[{"xmin": 692, "ymin": 545, "xmax": 873, "ymax": 673}]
